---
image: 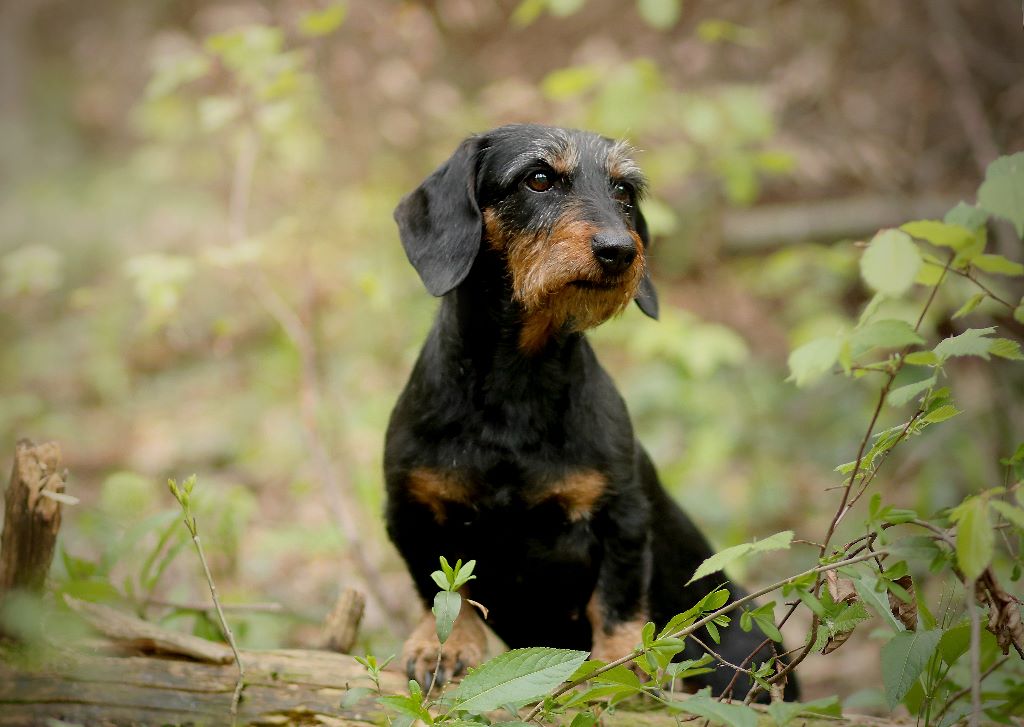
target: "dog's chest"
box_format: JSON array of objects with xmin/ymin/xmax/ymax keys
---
[{"xmin": 404, "ymin": 460, "xmax": 609, "ymax": 529}]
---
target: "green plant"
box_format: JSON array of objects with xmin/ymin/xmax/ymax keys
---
[{"xmin": 168, "ymin": 475, "xmax": 246, "ymax": 723}]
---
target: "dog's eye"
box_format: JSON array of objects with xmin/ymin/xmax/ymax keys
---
[
  {"xmin": 526, "ymin": 171, "xmax": 554, "ymax": 193},
  {"xmin": 610, "ymin": 181, "xmax": 632, "ymax": 204}
]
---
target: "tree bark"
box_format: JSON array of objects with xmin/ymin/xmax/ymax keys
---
[{"xmin": 0, "ymin": 439, "xmax": 67, "ymax": 594}]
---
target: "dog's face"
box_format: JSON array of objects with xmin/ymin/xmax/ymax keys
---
[{"xmin": 394, "ymin": 125, "xmax": 658, "ymax": 351}]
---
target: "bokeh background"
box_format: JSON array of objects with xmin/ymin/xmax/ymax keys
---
[{"xmin": 2, "ymin": 0, "xmax": 1022, "ymax": 708}]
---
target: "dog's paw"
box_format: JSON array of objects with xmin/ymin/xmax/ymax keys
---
[
  {"xmin": 402, "ymin": 609, "xmax": 486, "ymax": 692},
  {"xmin": 590, "ymin": 618, "xmax": 648, "ymax": 679}
]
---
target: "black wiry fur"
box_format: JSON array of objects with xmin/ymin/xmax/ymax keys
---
[{"xmin": 384, "ymin": 124, "xmax": 797, "ymax": 700}]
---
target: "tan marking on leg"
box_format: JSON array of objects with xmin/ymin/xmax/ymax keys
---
[
  {"xmin": 402, "ymin": 602, "xmax": 488, "ymax": 689},
  {"xmin": 587, "ymin": 593, "xmax": 647, "ymax": 675},
  {"xmin": 406, "ymin": 468, "xmax": 470, "ymax": 525}
]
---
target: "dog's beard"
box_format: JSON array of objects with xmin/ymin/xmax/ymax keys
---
[{"xmin": 507, "ymin": 228, "xmax": 644, "ymax": 351}]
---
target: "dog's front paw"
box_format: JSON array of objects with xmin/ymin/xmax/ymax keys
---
[
  {"xmin": 402, "ymin": 608, "xmax": 486, "ymax": 692},
  {"xmin": 590, "ymin": 617, "xmax": 648, "ymax": 679}
]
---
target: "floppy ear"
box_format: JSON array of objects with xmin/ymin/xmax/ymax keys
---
[
  {"xmin": 393, "ymin": 137, "xmax": 483, "ymax": 297},
  {"xmin": 632, "ymin": 206, "xmax": 659, "ymax": 320}
]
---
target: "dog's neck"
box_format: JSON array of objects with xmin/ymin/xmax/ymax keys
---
[{"xmin": 431, "ymin": 257, "xmax": 589, "ymax": 398}]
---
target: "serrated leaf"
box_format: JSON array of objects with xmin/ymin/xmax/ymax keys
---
[
  {"xmin": 667, "ymin": 688, "xmax": 759, "ymax": 727},
  {"xmin": 977, "ymin": 151, "xmax": 1024, "ymax": 238},
  {"xmin": 787, "ymin": 337, "xmax": 840, "ymax": 387},
  {"xmin": 949, "ymin": 496, "xmax": 994, "ymax": 582},
  {"xmin": 990, "ymin": 338, "xmax": 1024, "ymax": 361},
  {"xmin": 972, "ymin": 253, "xmax": 1024, "ymax": 276},
  {"xmin": 688, "ymin": 531, "xmax": 793, "ymax": 584},
  {"xmin": 861, "ymin": 229, "xmax": 922, "ymax": 297},
  {"xmin": 433, "ymin": 591, "xmax": 461, "ymax": 644},
  {"xmin": 944, "ymin": 202, "xmax": 989, "ymax": 231},
  {"xmin": 449, "ymin": 648, "xmax": 588, "ymax": 714},
  {"xmin": 886, "ymin": 373, "xmax": 937, "ymax": 407},
  {"xmin": 933, "ymin": 327, "xmax": 996, "ymax": 360},
  {"xmin": 901, "ymin": 220, "xmax": 977, "ymax": 250},
  {"xmin": 849, "ymin": 319, "xmax": 924, "ymax": 356},
  {"xmin": 952, "ymin": 292, "xmax": 987, "ymax": 319},
  {"xmin": 881, "ymin": 629, "xmax": 943, "ymax": 709}
]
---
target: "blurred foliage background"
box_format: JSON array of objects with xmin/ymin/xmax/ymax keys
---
[{"xmin": 1, "ymin": 0, "xmax": 1022, "ymax": 708}]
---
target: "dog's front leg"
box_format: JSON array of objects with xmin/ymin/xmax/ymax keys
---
[
  {"xmin": 401, "ymin": 600, "xmax": 488, "ymax": 691},
  {"xmin": 587, "ymin": 493, "xmax": 651, "ymax": 668}
]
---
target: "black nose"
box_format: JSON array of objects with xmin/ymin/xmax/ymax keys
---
[{"xmin": 591, "ymin": 232, "xmax": 637, "ymax": 274}]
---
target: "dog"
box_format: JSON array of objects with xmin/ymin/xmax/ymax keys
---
[{"xmin": 384, "ymin": 124, "xmax": 796, "ymax": 700}]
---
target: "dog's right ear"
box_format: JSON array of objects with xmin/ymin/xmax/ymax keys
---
[{"xmin": 394, "ymin": 137, "xmax": 483, "ymax": 297}]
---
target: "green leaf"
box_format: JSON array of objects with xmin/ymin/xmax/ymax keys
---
[
  {"xmin": 298, "ymin": 4, "xmax": 347, "ymax": 37},
  {"xmin": 949, "ymin": 496, "xmax": 994, "ymax": 581},
  {"xmin": 433, "ymin": 591, "xmax": 461, "ymax": 644},
  {"xmin": 938, "ymin": 622, "xmax": 971, "ymax": 665},
  {"xmin": 977, "ymin": 151, "xmax": 1024, "ymax": 238},
  {"xmin": 593, "ymin": 663, "xmax": 644, "ymax": 690},
  {"xmin": 569, "ymin": 712, "xmax": 598, "ymax": 727},
  {"xmin": 1015, "ymin": 300, "xmax": 1024, "ymax": 325},
  {"xmin": 849, "ymin": 569, "xmax": 904, "ymax": 632},
  {"xmin": 903, "ymin": 350, "xmax": 939, "ymax": 366},
  {"xmin": 636, "ymin": 0, "xmax": 681, "ymax": 29},
  {"xmin": 921, "ymin": 404, "xmax": 959, "ymax": 424},
  {"xmin": 849, "ymin": 319, "xmax": 924, "ymax": 356},
  {"xmin": 861, "ymin": 230, "xmax": 921, "ymax": 297},
  {"xmin": 991, "ymin": 500, "xmax": 1024, "ymax": 533},
  {"xmin": 449, "ymin": 647, "xmax": 588, "ymax": 714},
  {"xmin": 952, "ymin": 292, "xmax": 987, "ymax": 320},
  {"xmin": 990, "ymin": 338, "xmax": 1024, "ymax": 361},
  {"xmin": 880, "ymin": 629, "xmax": 943, "ymax": 709},
  {"xmin": 933, "ymin": 327, "xmax": 997, "ymax": 361},
  {"xmin": 787, "ymin": 337, "xmax": 841, "ymax": 387},
  {"xmin": 944, "ymin": 202, "xmax": 989, "ymax": 231},
  {"xmin": 972, "ymin": 253, "xmax": 1024, "ymax": 276},
  {"xmin": 667, "ymin": 688, "xmax": 759, "ymax": 727},
  {"xmin": 886, "ymin": 373, "xmax": 937, "ymax": 407},
  {"xmin": 901, "ymin": 220, "xmax": 977, "ymax": 250},
  {"xmin": 688, "ymin": 531, "xmax": 793, "ymax": 584},
  {"xmin": 767, "ymin": 696, "xmax": 842, "ymax": 726}
]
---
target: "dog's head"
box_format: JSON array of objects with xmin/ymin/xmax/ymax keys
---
[{"xmin": 394, "ymin": 125, "xmax": 658, "ymax": 350}]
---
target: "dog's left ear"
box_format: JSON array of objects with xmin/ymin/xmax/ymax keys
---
[
  {"xmin": 633, "ymin": 206, "xmax": 659, "ymax": 320},
  {"xmin": 394, "ymin": 137, "xmax": 484, "ymax": 297}
]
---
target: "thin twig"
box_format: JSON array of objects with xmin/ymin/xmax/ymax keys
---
[
  {"xmin": 690, "ymin": 635, "xmax": 758, "ymax": 680},
  {"xmin": 187, "ymin": 521, "xmax": 245, "ymax": 722}
]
